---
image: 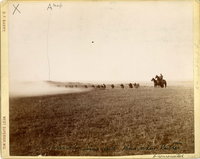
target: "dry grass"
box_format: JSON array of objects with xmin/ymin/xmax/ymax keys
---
[{"xmin": 9, "ymin": 86, "xmax": 194, "ymax": 156}]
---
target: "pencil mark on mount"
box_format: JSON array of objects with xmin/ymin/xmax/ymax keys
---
[
  {"xmin": 53, "ymin": 3, "xmax": 62, "ymax": 8},
  {"xmin": 13, "ymin": 4, "xmax": 21, "ymax": 15},
  {"xmin": 47, "ymin": 11, "xmax": 51, "ymax": 80},
  {"xmin": 47, "ymin": 3, "xmax": 62, "ymax": 10},
  {"xmin": 153, "ymin": 154, "xmax": 184, "ymax": 158},
  {"xmin": 47, "ymin": 4, "xmax": 52, "ymax": 10}
]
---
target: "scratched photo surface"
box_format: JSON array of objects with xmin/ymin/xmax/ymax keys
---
[{"xmin": 8, "ymin": 1, "xmax": 194, "ymax": 156}]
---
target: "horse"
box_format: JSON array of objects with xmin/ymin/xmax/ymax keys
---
[
  {"xmin": 155, "ymin": 75, "xmax": 161, "ymax": 81},
  {"xmin": 133, "ymin": 83, "xmax": 139, "ymax": 88},
  {"xmin": 151, "ymin": 78, "xmax": 159, "ymax": 87},
  {"xmin": 96, "ymin": 85, "xmax": 100, "ymax": 88},
  {"xmin": 136, "ymin": 83, "xmax": 140, "ymax": 88},
  {"xmin": 152, "ymin": 77, "xmax": 167, "ymax": 88},
  {"xmin": 129, "ymin": 83, "xmax": 133, "ymax": 88},
  {"xmin": 135, "ymin": 83, "xmax": 140, "ymax": 88},
  {"xmin": 111, "ymin": 84, "xmax": 114, "ymax": 89},
  {"xmin": 120, "ymin": 84, "xmax": 124, "ymax": 89},
  {"xmin": 155, "ymin": 75, "xmax": 167, "ymax": 88}
]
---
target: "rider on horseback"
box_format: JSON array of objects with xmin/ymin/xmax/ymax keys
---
[
  {"xmin": 152, "ymin": 73, "xmax": 166, "ymax": 88},
  {"xmin": 155, "ymin": 73, "xmax": 163, "ymax": 84},
  {"xmin": 160, "ymin": 73, "xmax": 163, "ymax": 80}
]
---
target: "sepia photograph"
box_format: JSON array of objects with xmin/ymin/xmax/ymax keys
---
[{"xmin": 1, "ymin": 0, "xmax": 199, "ymax": 158}]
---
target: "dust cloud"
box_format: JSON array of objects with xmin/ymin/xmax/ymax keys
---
[{"xmin": 9, "ymin": 81, "xmax": 88, "ymax": 98}]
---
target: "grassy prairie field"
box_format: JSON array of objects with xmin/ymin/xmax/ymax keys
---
[{"xmin": 9, "ymin": 84, "xmax": 194, "ymax": 156}]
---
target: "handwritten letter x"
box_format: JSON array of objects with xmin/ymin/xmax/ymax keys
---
[{"xmin": 13, "ymin": 4, "xmax": 21, "ymax": 15}]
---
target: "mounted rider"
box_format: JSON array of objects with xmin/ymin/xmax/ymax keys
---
[
  {"xmin": 160, "ymin": 73, "xmax": 163, "ymax": 80},
  {"xmin": 151, "ymin": 74, "xmax": 167, "ymax": 88},
  {"xmin": 155, "ymin": 73, "xmax": 163, "ymax": 84}
]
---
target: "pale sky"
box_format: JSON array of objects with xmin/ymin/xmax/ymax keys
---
[{"xmin": 8, "ymin": 1, "xmax": 193, "ymax": 82}]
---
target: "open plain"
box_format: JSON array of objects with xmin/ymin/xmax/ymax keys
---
[{"xmin": 9, "ymin": 82, "xmax": 194, "ymax": 156}]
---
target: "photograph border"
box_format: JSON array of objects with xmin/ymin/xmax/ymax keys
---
[{"xmin": 1, "ymin": 0, "xmax": 200, "ymax": 158}]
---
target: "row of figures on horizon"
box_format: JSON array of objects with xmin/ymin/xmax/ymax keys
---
[
  {"xmin": 57, "ymin": 83, "xmax": 140, "ymax": 89},
  {"xmin": 151, "ymin": 73, "xmax": 167, "ymax": 88},
  {"xmin": 92, "ymin": 83, "xmax": 140, "ymax": 89},
  {"xmin": 91, "ymin": 84, "xmax": 106, "ymax": 89}
]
